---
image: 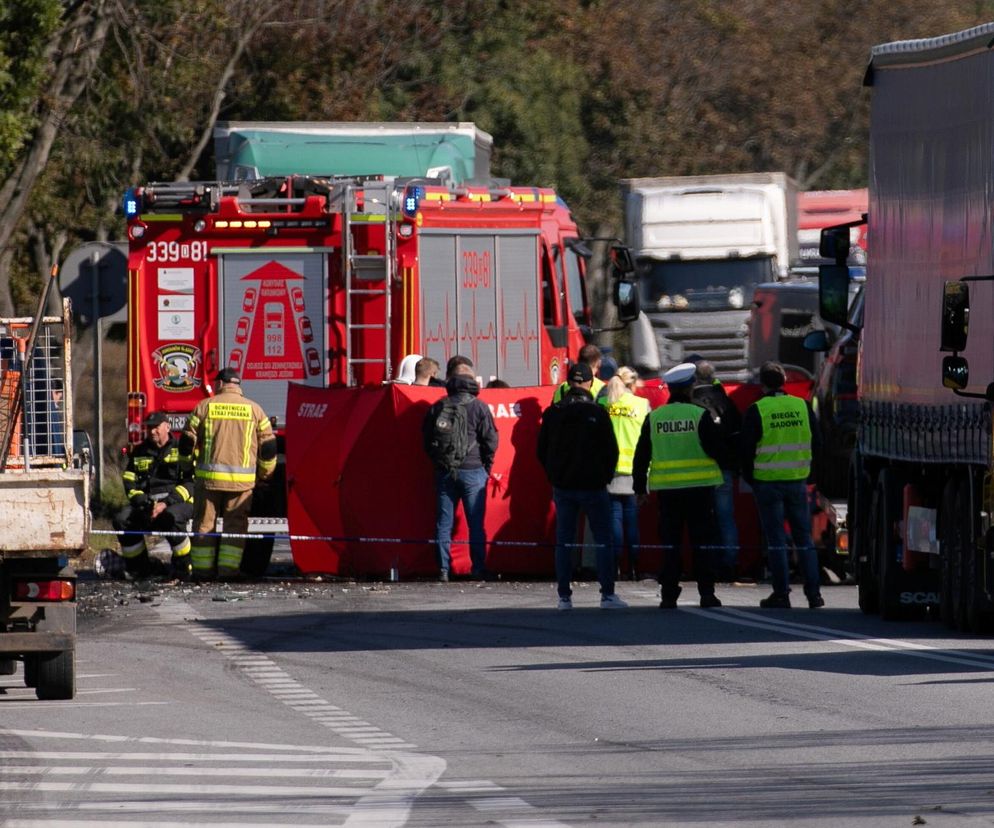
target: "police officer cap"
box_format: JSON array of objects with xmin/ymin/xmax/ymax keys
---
[
  {"xmin": 568, "ymin": 362, "xmax": 594, "ymax": 384},
  {"xmin": 663, "ymin": 362, "xmax": 697, "ymax": 387},
  {"xmin": 143, "ymin": 411, "xmax": 169, "ymax": 428},
  {"xmin": 216, "ymin": 367, "xmax": 241, "ymax": 384}
]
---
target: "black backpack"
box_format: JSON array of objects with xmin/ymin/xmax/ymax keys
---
[{"xmin": 426, "ymin": 396, "xmax": 472, "ymax": 474}]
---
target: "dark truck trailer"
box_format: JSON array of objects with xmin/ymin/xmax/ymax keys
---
[{"xmin": 821, "ymin": 23, "xmax": 994, "ymax": 627}]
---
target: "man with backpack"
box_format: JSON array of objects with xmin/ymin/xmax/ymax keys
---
[
  {"xmin": 422, "ymin": 360, "xmax": 498, "ymax": 582},
  {"xmin": 537, "ymin": 362, "xmax": 628, "ymax": 610}
]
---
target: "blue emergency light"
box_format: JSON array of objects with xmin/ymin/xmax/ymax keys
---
[
  {"xmin": 122, "ymin": 188, "xmax": 140, "ymax": 218},
  {"xmin": 403, "ymin": 186, "xmax": 424, "ymax": 217}
]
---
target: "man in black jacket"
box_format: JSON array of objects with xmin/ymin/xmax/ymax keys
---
[
  {"xmin": 422, "ymin": 361, "xmax": 499, "ymax": 581},
  {"xmin": 537, "ymin": 362, "xmax": 628, "ymax": 610},
  {"xmin": 691, "ymin": 359, "xmax": 743, "ymax": 580},
  {"xmin": 114, "ymin": 411, "xmax": 194, "ymax": 579}
]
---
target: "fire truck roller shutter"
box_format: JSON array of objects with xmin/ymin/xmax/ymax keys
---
[{"xmin": 419, "ymin": 229, "xmax": 540, "ymax": 386}]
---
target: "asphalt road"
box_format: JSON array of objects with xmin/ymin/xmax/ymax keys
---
[{"xmin": 4, "ymin": 577, "xmax": 994, "ymax": 827}]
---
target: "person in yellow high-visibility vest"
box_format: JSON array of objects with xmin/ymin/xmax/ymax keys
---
[
  {"xmin": 633, "ymin": 362, "xmax": 724, "ymax": 609},
  {"xmin": 180, "ymin": 368, "xmax": 277, "ymax": 580},
  {"xmin": 602, "ymin": 367, "xmax": 649, "ymax": 580},
  {"xmin": 741, "ymin": 361, "xmax": 824, "ymax": 609},
  {"xmin": 552, "ymin": 344, "xmax": 606, "ymax": 403}
]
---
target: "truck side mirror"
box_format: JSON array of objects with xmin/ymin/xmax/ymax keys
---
[
  {"xmin": 613, "ymin": 279, "xmax": 640, "ymax": 324},
  {"xmin": 942, "ymin": 355, "xmax": 969, "ymax": 390},
  {"xmin": 819, "ymin": 226, "xmax": 851, "ymax": 263},
  {"xmin": 803, "ymin": 330, "xmax": 830, "ymax": 352},
  {"xmin": 940, "ymin": 280, "xmax": 969, "ymax": 352},
  {"xmin": 818, "ymin": 264, "xmax": 851, "ymax": 327},
  {"xmin": 610, "ymin": 244, "xmax": 635, "ymax": 277}
]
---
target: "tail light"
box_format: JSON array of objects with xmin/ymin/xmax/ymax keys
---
[{"xmin": 13, "ymin": 580, "xmax": 75, "ymax": 601}]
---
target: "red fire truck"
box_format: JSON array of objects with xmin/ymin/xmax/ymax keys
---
[{"xmin": 124, "ymin": 175, "xmax": 636, "ymax": 572}]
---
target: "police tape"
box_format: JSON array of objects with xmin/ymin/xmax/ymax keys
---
[{"xmin": 88, "ymin": 528, "xmax": 759, "ymax": 552}]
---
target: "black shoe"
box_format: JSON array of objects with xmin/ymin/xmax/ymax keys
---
[
  {"xmin": 808, "ymin": 594, "xmax": 825, "ymax": 609},
  {"xmin": 700, "ymin": 594, "xmax": 722, "ymax": 608},
  {"xmin": 660, "ymin": 585, "xmax": 682, "ymax": 609},
  {"xmin": 760, "ymin": 593, "xmax": 791, "ymax": 609},
  {"xmin": 438, "ymin": 570, "xmax": 449, "ymax": 583}
]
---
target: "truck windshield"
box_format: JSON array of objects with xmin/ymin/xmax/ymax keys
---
[{"xmin": 639, "ymin": 257, "xmax": 776, "ymax": 305}]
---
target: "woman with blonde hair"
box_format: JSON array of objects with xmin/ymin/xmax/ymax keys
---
[{"xmin": 602, "ymin": 366, "xmax": 649, "ymax": 579}]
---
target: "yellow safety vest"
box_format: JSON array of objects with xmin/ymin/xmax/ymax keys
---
[
  {"xmin": 553, "ymin": 376, "xmax": 605, "ymax": 403},
  {"xmin": 648, "ymin": 402, "xmax": 722, "ymax": 490},
  {"xmin": 604, "ymin": 391, "xmax": 649, "ymax": 475},
  {"xmin": 753, "ymin": 395, "xmax": 812, "ymax": 482}
]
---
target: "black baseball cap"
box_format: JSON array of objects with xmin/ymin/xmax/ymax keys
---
[
  {"xmin": 144, "ymin": 411, "xmax": 169, "ymax": 428},
  {"xmin": 568, "ymin": 362, "xmax": 594, "ymax": 384},
  {"xmin": 216, "ymin": 367, "xmax": 241, "ymax": 384}
]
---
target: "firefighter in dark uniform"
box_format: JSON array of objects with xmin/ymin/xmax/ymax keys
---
[
  {"xmin": 633, "ymin": 362, "xmax": 724, "ymax": 609},
  {"xmin": 114, "ymin": 411, "xmax": 194, "ymax": 579}
]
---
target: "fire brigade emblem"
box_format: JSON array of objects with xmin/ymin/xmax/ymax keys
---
[
  {"xmin": 550, "ymin": 357, "xmax": 560, "ymax": 386},
  {"xmin": 152, "ymin": 344, "xmax": 202, "ymax": 392}
]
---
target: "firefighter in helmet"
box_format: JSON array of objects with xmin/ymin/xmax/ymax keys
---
[
  {"xmin": 114, "ymin": 411, "xmax": 194, "ymax": 579},
  {"xmin": 180, "ymin": 368, "xmax": 277, "ymax": 580}
]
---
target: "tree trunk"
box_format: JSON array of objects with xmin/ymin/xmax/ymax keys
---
[{"xmin": 0, "ymin": 2, "xmax": 112, "ymax": 307}]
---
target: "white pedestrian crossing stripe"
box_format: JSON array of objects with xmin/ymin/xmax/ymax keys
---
[{"xmin": 0, "ymin": 729, "xmax": 433, "ymax": 827}]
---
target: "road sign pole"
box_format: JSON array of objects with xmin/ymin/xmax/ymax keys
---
[{"xmin": 90, "ymin": 253, "xmax": 104, "ymax": 504}]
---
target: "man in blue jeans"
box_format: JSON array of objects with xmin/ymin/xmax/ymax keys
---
[
  {"xmin": 537, "ymin": 362, "xmax": 628, "ymax": 610},
  {"xmin": 422, "ymin": 360, "xmax": 498, "ymax": 581},
  {"xmin": 741, "ymin": 361, "xmax": 824, "ymax": 609}
]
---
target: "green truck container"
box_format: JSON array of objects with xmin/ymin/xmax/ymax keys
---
[{"xmin": 213, "ymin": 121, "xmax": 494, "ymax": 185}]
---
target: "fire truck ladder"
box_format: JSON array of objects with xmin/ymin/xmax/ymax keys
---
[{"xmin": 343, "ymin": 181, "xmax": 397, "ymax": 385}]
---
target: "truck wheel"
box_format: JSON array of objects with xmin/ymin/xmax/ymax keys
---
[
  {"xmin": 0, "ymin": 659, "xmax": 15, "ymax": 676},
  {"xmin": 240, "ymin": 536, "xmax": 274, "ymax": 578},
  {"xmin": 939, "ymin": 479, "xmax": 959, "ymax": 628},
  {"xmin": 23, "ymin": 655, "xmax": 38, "ymax": 688},
  {"xmin": 857, "ymin": 476, "xmax": 880, "ymax": 614},
  {"xmin": 875, "ymin": 469, "xmax": 907, "ymax": 621},
  {"xmin": 35, "ymin": 650, "xmax": 75, "ymax": 701},
  {"xmin": 959, "ymin": 481, "xmax": 994, "ymax": 633}
]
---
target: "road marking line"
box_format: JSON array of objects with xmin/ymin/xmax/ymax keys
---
[
  {"xmin": 691, "ymin": 606, "xmax": 994, "ymax": 670},
  {"xmin": 152, "ymin": 600, "xmax": 446, "ymax": 827}
]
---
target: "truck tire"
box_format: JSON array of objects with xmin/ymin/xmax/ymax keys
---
[
  {"xmin": 939, "ymin": 479, "xmax": 960, "ymax": 628},
  {"xmin": 856, "ymin": 471, "xmax": 880, "ymax": 614},
  {"xmin": 875, "ymin": 469, "xmax": 907, "ymax": 621},
  {"xmin": 240, "ymin": 536, "xmax": 274, "ymax": 578},
  {"xmin": 958, "ymin": 479, "xmax": 994, "ymax": 633},
  {"xmin": 0, "ymin": 659, "xmax": 15, "ymax": 676},
  {"xmin": 35, "ymin": 650, "xmax": 75, "ymax": 701},
  {"xmin": 23, "ymin": 655, "xmax": 38, "ymax": 688}
]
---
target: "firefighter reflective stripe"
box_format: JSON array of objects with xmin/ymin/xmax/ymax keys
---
[
  {"xmin": 191, "ymin": 543, "xmax": 215, "ymax": 573},
  {"xmin": 258, "ymin": 456, "xmax": 277, "ymax": 476},
  {"xmin": 120, "ymin": 539, "xmax": 146, "ymax": 559},
  {"xmin": 606, "ymin": 392, "xmax": 649, "ymax": 475},
  {"xmin": 647, "ymin": 402, "xmax": 722, "ymax": 490},
  {"xmin": 754, "ymin": 395, "xmax": 812, "ymax": 481},
  {"xmin": 170, "ymin": 536, "xmax": 191, "ymax": 556},
  {"xmin": 217, "ymin": 544, "xmax": 244, "ymax": 573},
  {"xmin": 196, "ymin": 464, "xmax": 257, "ymax": 483},
  {"xmin": 174, "ymin": 485, "xmax": 192, "ymax": 503}
]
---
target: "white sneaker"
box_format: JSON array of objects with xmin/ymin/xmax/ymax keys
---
[
  {"xmin": 557, "ymin": 597, "xmax": 573, "ymax": 611},
  {"xmin": 600, "ymin": 594, "xmax": 629, "ymax": 610}
]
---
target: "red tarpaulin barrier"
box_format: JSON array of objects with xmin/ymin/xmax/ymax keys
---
[
  {"xmin": 286, "ymin": 378, "xmax": 829, "ymax": 579},
  {"xmin": 286, "ymin": 384, "xmax": 559, "ymax": 578}
]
